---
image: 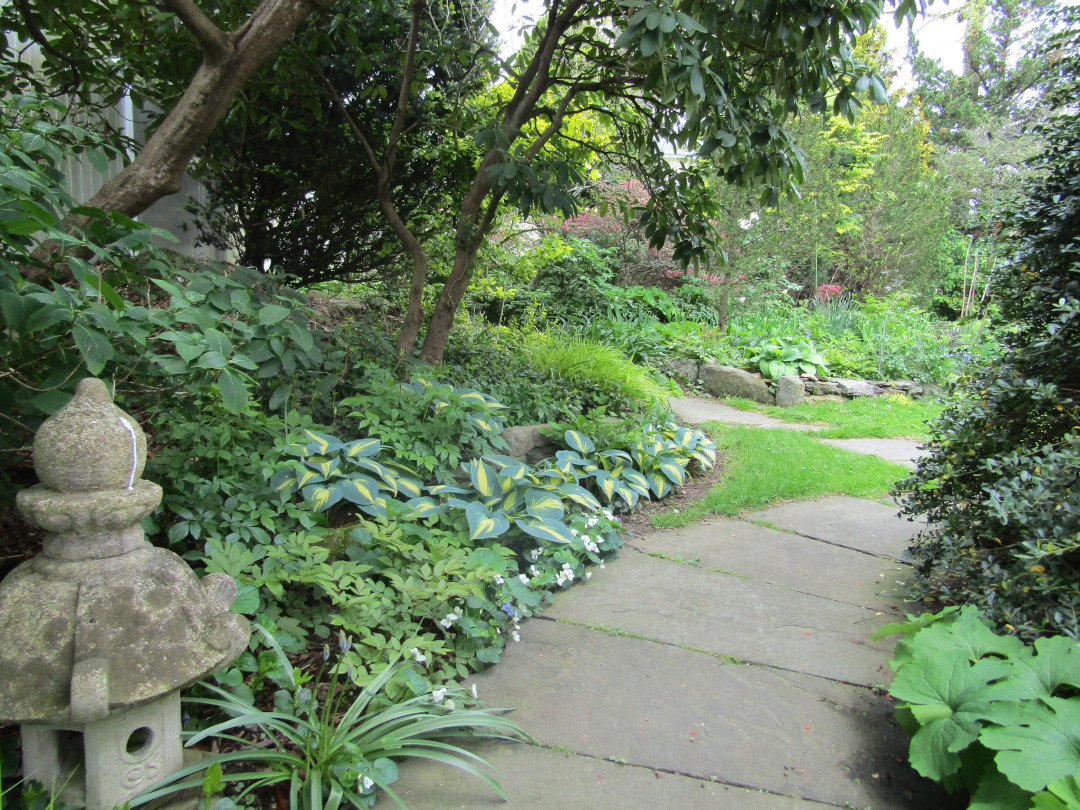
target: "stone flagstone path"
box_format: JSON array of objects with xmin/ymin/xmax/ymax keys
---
[{"xmin": 375, "ymin": 398, "xmax": 957, "ymax": 809}]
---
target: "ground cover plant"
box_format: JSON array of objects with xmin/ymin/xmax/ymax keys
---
[
  {"xmin": 874, "ymin": 606, "xmax": 1080, "ymax": 809},
  {"xmin": 651, "ymin": 424, "xmax": 909, "ymax": 528},
  {"xmin": 723, "ymin": 395, "xmax": 944, "ymax": 441}
]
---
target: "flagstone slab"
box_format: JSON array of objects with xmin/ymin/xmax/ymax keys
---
[
  {"xmin": 748, "ymin": 496, "xmax": 926, "ymax": 560},
  {"xmin": 546, "ymin": 549, "xmax": 897, "ymax": 686},
  {"xmin": 632, "ymin": 519, "xmax": 912, "ymax": 609},
  {"xmin": 817, "ymin": 437, "xmax": 929, "ymax": 466},
  {"xmin": 376, "ymin": 739, "xmax": 818, "ymax": 809},
  {"xmin": 428, "ymin": 620, "xmax": 954, "ymax": 810}
]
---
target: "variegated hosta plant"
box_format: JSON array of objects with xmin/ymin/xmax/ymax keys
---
[{"xmin": 270, "ymin": 429, "xmax": 424, "ymax": 519}]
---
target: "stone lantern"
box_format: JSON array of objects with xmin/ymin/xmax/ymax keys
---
[{"xmin": 0, "ymin": 378, "xmax": 250, "ymax": 810}]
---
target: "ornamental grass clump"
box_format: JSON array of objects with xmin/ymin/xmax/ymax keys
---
[{"xmin": 525, "ymin": 336, "xmax": 669, "ymax": 406}]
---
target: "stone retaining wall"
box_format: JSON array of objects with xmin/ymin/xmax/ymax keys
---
[{"xmin": 666, "ymin": 360, "xmax": 944, "ymax": 407}]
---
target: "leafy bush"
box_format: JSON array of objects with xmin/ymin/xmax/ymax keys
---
[
  {"xmin": 338, "ymin": 370, "xmax": 510, "ymax": 484},
  {"xmin": 874, "ymin": 606, "xmax": 1080, "ymax": 809},
  {"xmin": 894, "ymin": 16, "xmax": 1080, "ymax": 640},
  {"xmin": 746, "ymin": 335, "xmax": 829, "ymax": 379}
]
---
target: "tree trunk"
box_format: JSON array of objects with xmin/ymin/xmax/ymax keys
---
[{"xmin": 28, "ymin": 0, "xmax": 330, "ymax": 282}]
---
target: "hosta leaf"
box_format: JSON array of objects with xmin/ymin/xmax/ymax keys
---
[
  {"xmin": 646, "ymin": 471, "xmax": 672, "ymax": 499},
  {"xmin": 525, "ymin": 488, "xmax": 566, "ymax": 521},
  {"xmin": 592, "ymin": 469, "xmax": 617, "ymax": 500},
  {"xmin": 394, "ymin": 477, "xmax": 423, "ymax": 499},
  {"xmin": 306, "ymin": 455, "xmax": 340, "ymax": 479},
  {"xmin": 485, "ymin": 454, "xmax": 528, "ymax": 479},
  {"xmin": 301, "ymin": 429, "xmax": 344, "ymax": 456},
  {"xmin": 597, "ymin": 448, "xmax": 633, "ymax": 463},
  {"xmin": 467, "ymin": 460, "xmax": 500, "ymax": 498},
  {"xmin": 301, "ymin": 483, "xmax": 342, "ymax": 512},
  {"xmin": 465, "ymin": 501, "xmax": 509, "ymax": 541},
  {"xmin": 980, "ymin": 698, "xmax": 1080, "ymax": 793},
  {"xmin": 402, "ymin": 497, "xmax": 441, "ymax": 519},
  {"xmin": 515, "ymin": 517, "xmax": 574, "ymax": 544},
  {"xmin": 556, "ymin": 483, "xmax": 601, "ymax": 511},
  {"xmin": 672, "ymin": 427, "xmax": 696, "ymax": 449},
  {"xmin": 564, "ymin": 430, "xmax": 596, "ymax": 454},
  {"xmin": 343, "ymin": 438, "xmax": 382, "ymax": 458},
  {"xmin": 615, "ymin": 484, "xmax": 640, "ymax": 509},
  {"xmin": 358, "ymin": 497, "xmax": 388, "ymax": 521},
  {"xmin": 656, "ymin": 454, "xmax": 688, "ymax": 484},
  {"xmin": 336, "ymin": 475, "xmax": 380, "ymax": 506},
  {"xmin": 270, "ymin": 468, "xmax": 299, "ymax": 498}
]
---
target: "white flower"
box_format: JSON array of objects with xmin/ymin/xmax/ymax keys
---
[
  {"xmin": 438, "ymin": 612, "xmax": 459, "ymax": 629},
  {"xmin": 586, "ymin": 571, "xmax": 592, "ymax": 579},
  {"xmin": 586, "ymin": 517, "xmax": 598, "ymax": 528},
  {"xmin": 529, "ymin": 565, "xmax": 540, "ymax": 577},
  {"xmin": 570, "ymin": 528, "xmax": 579, "ymax": 537},
  {"xmin": 530, "ymin": 549, "xmax": 541, "ymax": 560},
  {"xmin": 493, "ymin": 574, "xmax": 504, "ymax": 585},
  {"xmin": 602, "ymin": 510, "xmax": 614, "ymax": 521},
  {"xmin": 512, "ymin": 631, "xmax": 521, "ymax": 642},
  {"xmin": 361, "ymin": 776, "xmax": 374, "ymax": 792},
  {"xmin": 410, "ymin": 647, "xmax": 426, "ymax": 664},
  {"xmin": 471, "ymin": 683, "xmax": 478, "ymax": 699},
  {"xmin": 432, "ymin": 687, "xmax": 447, "ymax": 703},
  {"xmin": 518, "ymin": 574, "xmax": 529, "ymax": 584},
  {"xmin": 445, "ymin": 699, "xmax": 456, "ymax": 710}
]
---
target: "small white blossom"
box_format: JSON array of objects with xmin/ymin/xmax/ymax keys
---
[
  {"xmin": 518, "ymin": 574, "xmax": 529, "ymax": 584},
  {"xmin": 438, "ymin": 612, "xmax": 459, "ymax": 629},
  {"xmin": 410, "ymin": 647, "xmax": 426, "ymax": 664},
  {"xmin": 586, "ymin": 571, "xmax": 592, "ymax": 579},
  {"xmin": 361, "ymin": 776, "xmax": 374, "ymax": 791},
  {"xmin": 570, "ymin": 528, "xmax": 579, "ymax": 537},
  {"xmin": 586, "ymin": 517, "xmax": 598, "ymax": 528},
  {"xmin": 445, "ymin": 699, "xmax": 456, "ymax": 710},
  {"xmin": 529, "ymin": 565, "xmax": 540, "ymax": 577},
  {"xmin": 432, "ymin": 687, "xmax": 447, "ymax": 703},
  {"xmin": 493, "ymin": 574, "xmax": 504, "ymax": 585},
  {"xmin": 471, "ymin": 683, "xmax": 478, "ymax": 699},
  {"xmin": 511, "ymin": 631, "xmax": 521, "ymax": 642}
]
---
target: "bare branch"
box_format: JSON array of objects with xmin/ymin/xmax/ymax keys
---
[{"xmin": 162, "ymin": 0, "xmax": 230, "ymax": 59}]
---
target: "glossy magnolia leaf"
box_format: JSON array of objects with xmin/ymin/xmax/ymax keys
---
[
  {"xmin": 980, "ymin": 698, "xmax": 1080, "ymax": 794},
  {"xmin": 72, "ymin": 323, "xmax": 114, "ymax": 375},
  {"xmin": 515, "ymin": 517, "xmax": 574, "ymax": 545},
  {"xmin": 217, "ymin": 368, "xmax": 249, "ymax": 414},
  {"xmin": 465, "ymin": 501, "xmax": 510, "ymax": 541}
]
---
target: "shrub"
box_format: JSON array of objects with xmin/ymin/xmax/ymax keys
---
[
  {"xmin": 894, "ymin": 14, "xmax": 1080, "ymax": 640},
  {"xmin": 526, "ymin": 335, "xmax": 671, "ymax": 408}
]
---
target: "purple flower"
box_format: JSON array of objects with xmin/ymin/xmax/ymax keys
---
[{"xmin": 501, "ymin": 602, "xmax": 515, "ymax": 616}]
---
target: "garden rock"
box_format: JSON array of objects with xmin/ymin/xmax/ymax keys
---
[
  {"xmin": 699, "ymin": 364, "xmax": 773, "ymax": 404},
  {"xmin": 774, "ymin": 376, "xmax": 805, "ymax": 408},
  {"xmin": 834, "ymin": 378, "xmax": 882, "ymax": 397},
  {"xmin": 810, "ymin": 379, "xmax": 842, "ymax": 396},
  {"xmin": 664, "ymin": 358, "xmax": 700, "ymax": 386},
  {"xmin": 501, "ymin": 425, "xmax": 558, "ymax": 465}
]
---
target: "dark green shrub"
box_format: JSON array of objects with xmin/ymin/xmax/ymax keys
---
[{"xmin": 894, "ymin": 14, "xmax": 1080, "ymax": 640}]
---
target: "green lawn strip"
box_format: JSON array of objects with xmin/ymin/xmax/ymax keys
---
[
  {"xmin": 652, "ymin": 424, "xmax": 909, "ymax": 528},
  {"xmin": 723, "ymin": 394, "xmax": 942, "ymax": 440}
]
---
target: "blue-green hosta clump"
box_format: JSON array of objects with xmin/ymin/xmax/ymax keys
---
[
  {"xmin": 874, "ymin": 606, "xmax": 1080, "ymax": 809},
  {"xmin": 271, "ymin": 429, "xmax": 424, "ymax": 518}
]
